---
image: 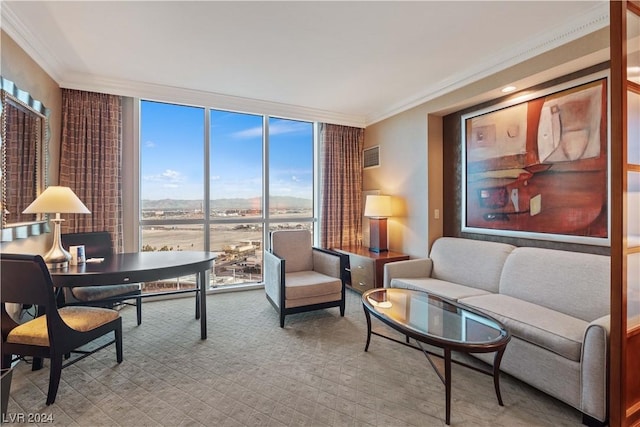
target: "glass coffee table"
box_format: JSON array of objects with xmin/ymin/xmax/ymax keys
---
[{"xmin": 362, "ymin": 288, "xmax": 510, "ymax": 425}]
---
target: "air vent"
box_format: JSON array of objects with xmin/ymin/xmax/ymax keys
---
[{"xmin": 363, "ymin": 146, "xmax": 380, "ymax": 169}]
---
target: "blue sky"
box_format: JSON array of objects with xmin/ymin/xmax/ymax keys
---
[{"xmin": 140, "ymin": 100, "xmax": 313, "ymax": 201}]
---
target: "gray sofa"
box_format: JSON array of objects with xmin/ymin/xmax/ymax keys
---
[{"xmin": 383, "ymin": 237, "xmax": 610, "ymax": 425}]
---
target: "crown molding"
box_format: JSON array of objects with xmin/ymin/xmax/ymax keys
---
[
  {"xmin": 1, "ymin": 3, "xmax": 65, "ymax": 83},
  {"xmin": 3, "ymin": 1, "xmax": 608, "ymax": 129},
  {"xmin": 365, "ymin": 2, "xmax": 610, "ymax": 125},
  {"xmin": 59, "ymin": 73, "xmax": 367, "ymax": 128}
]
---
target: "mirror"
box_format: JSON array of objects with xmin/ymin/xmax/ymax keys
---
[{"xmin": 0, "ymin": 77, "xmax": 50, "ymax": 241}]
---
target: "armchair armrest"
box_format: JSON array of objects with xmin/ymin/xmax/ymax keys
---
[
  {"xmin": 264, "ymin": 251, "xmax": 284, "ymax": 309},
  {"xmin": 312, "ymin": 248, "xmax": 344, "ymax": 279},
  {"xmin": 383, "ymin": 258, "xmax": 433, "ymax": 288},
  {"xmin": 580, "ymin": 314, "xmax": 609, "ymax": 422}
]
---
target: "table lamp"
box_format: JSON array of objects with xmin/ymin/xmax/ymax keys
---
[
  {"xmin": 22, "ymin": 186, "xmax": 90, "ymax": 269},
  {"xmin": 364, "ymin": 194, "xmax": 392, "ymax": 253}
]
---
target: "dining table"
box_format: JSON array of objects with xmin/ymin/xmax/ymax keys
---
[{"xmin": 49, "ymin": 251, "xmax": 217, "ymax": 339}]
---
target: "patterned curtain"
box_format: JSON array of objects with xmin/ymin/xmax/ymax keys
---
[
  {"xmin": 319, "ymin": 123, "xmax": 364, "ymax": 248},
  {"xmin": 58, "ymin": 89, "xmax": 123, "ymax": 251}
]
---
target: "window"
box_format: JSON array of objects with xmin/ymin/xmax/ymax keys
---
[{"xmin": 139, "ymin": 101, "xmax": 316, "ymax": 292}]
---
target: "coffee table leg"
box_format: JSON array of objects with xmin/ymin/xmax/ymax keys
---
[
  {"xmin": 363, "ymin": 305, "xmax": 372, "ymax": 352},
  {"xmin": 444, "ymin": 348, "xmax": 452, "ymax": 425},
  {"xmin": 493, "ymin": 346, "xmax": 507, "ymax": 406}
]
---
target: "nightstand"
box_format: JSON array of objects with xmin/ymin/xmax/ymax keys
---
[{"xmin": 334, "ymin": 245, "xmax": 410, "ymax": 293}]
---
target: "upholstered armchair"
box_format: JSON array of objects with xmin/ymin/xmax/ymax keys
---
[{"xmin": 264, "ymin": 230, "xmax": 346, "ymax": 327}]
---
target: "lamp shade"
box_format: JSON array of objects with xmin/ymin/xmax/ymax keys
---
[
  {"xmin": 22, "ymin": 186, "xmax": 90, "ymax": 215},
  {"xmin": 364, "ymin": 195, "xmax": 392, "ymax": 218}
]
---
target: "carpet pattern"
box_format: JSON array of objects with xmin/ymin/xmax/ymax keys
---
[{"xmin": 4, "ymin": 289, "xmax": 583, "ymax": 426}]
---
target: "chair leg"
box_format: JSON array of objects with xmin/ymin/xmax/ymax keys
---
[
  {"xmin": 136, "ymin": 296, "xmax": 142, "ymax": 326},
  {"xmin": 115, "ymin": 323, "xmax": 123, "ymax": 363},
  {"xmin": 2, "ymin": 354, "xmax": 11, "ymax": 369},
  {"xmin": 280, "ymin": 312, "xmax": 285, "ymax": 328},
  {"xmin": 32, "ymin": 357, "xmax": 43, "ymax": 371},
  {"xmin": 195, "ymin": 290, "xmax": 201, "ymax": 320},
  {"xmin": 46, "ymin": 355, "xmax": 63, "ymax": 405},
  {"xmin": 340, "ymin": 299, "xmax": 345, "ymax": 317}
]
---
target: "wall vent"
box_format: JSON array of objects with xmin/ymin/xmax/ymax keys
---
[{"xmin": 363, "ymin": 146, "xmax": 380, "ymax": 169}]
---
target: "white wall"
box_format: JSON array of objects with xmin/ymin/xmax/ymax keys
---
[{"xmin": 363, "ymin": 28, "xmax": 609, "ymax": 258}]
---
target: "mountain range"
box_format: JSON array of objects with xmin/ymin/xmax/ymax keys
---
[{"xmin": 142, "ymin": 196, "xmax": 312, "ymax": 210}]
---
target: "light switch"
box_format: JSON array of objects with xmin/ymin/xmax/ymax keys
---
[{"xmin": 434, "ymin": 209, "xmax": 440, "ymax": 219}]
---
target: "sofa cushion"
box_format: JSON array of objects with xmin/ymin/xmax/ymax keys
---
[
  {"xmin": 390, "ymin": 277, "xmax": 490, "ymax": 301},
  {"xmin": 460, "ymin": 294, "xmax": 588, "ymax": 362},
  {"xmin": 499, "ymin": 247, "xmax": 610, "ymax": 322},
  {"xmin": 429, "ymin": 237, "xmax": 515, "ymax": 293}
]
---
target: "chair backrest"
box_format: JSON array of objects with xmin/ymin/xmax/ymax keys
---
[
  {"xmin": 1, "ymin": 254, "xmax": 57, "ymax": 309},
  {"xmin": 61, "ymin": 231, "xmax": 114, "ymax": 258},
  {"xmin": 270, "ymin": 230, "xmax": 313, "ymax": 273}
]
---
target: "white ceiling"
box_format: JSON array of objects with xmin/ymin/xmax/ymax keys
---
[{"xmin": 2, "ymin": 1, "xmax": 609, "ymax": 127}]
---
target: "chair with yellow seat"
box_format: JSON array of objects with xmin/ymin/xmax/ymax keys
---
[{"xmin": 1, "ymin": 254, "xmax": 123, "ymax": 405}]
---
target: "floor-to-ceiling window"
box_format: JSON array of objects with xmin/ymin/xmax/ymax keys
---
[{"xmin": 139, "ymin": 100, "xmax": 315, "ymax": 292}]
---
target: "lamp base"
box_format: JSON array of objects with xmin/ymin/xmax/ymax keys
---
[
  {"xmin": 368, "ymin": 247, "xmax": 389, "ymax": 253},
  {"xmin": 368, "ymin": 217, "xmax": 388, "ymax": 253},
  {"xmin": 46, "ymin": 260, "xmax": 69, "ymax": 270},
  {"xmin": 44, "ymin": 218, "xmax": 71, "ymax": 270}
]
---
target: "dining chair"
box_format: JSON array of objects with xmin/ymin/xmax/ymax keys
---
[
  {"xmin": 1, "ymin": 254, "xmax": 123, "ymax": 405},
  {"xmin": 61, "ymin": 231, "xmax": 143, "ymax": 325},
  {"xmin": 264, "ymin": 229, "xmax": 346, "ymax": 327}
]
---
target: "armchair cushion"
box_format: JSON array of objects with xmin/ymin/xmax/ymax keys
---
[
  {"xmin": 271, "ymin": 229, "xmax": 313, "ymax": 273},
  {"xmin": 285, "ymin": 271, "xmax": 342, "ymax": 300}
]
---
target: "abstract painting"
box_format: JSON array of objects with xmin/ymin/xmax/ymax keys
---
[{"xmin": 462, "ymin": 72, "xmax": 609, "ymax": 245}]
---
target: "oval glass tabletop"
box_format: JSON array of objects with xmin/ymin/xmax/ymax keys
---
[{"xmin": 362, "ymin": 288, "xmax": 509, "ymax": 346}]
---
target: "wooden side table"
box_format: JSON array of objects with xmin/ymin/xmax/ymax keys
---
[{"xmin": 334, "ymin": 245, "xmax": 410, "ymax": 293}]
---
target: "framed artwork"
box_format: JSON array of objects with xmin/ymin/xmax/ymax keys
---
[{"xmin": 461, "ymin": 71, "xmax": 609, "ymax": 245}]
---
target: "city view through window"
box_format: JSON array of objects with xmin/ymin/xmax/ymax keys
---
[{"xmin": 139, "ymin": 101, "xmax": 315, "ymax": 293}]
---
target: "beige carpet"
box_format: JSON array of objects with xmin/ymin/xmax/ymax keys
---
[{"xmin": 5, "ymin": 288, "xmax": 583, "ymax": 426}]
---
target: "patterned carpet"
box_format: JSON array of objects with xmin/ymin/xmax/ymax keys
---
[{"xmin": 4, "ymin": 288, "xmax": 583, "ymax": 426}]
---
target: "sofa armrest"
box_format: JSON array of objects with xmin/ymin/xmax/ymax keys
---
[
  {"xmin": 264, "ymin": 251, "xmax": 284, "ymax": 309},
  {"xmin": 580, "ymin": 314, "xmax": 609, "ymax": 422},
  {"xmin": 312, "ymin": 248, "xmax": 343, "ymax": 279},
  {"xmin": 383, "ymin": 258, "xmax": 433, "ymax": 288}
]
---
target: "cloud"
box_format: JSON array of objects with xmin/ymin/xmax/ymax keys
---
[
  {"xmin": 230, "ymin": 120, "xmax": 310, "ymax": 139},
  {"xmin": 162, "ymin": 169, "xmax": 182, "ymax": 180},
  {"xmin": 270, "ymin": 121, "xmax": 310, "ymax": 136},
  {"xmin": 231, "ymin": 126, "xmax": 263, "ymax": 139},
  {"xmin": 144, "ymin": 140, "xmax": 156, "ymax": 148},
  {"xmin": 143, "ymin": 169, "xmax": 186, "ymax": 184},
  {"xmin": 291, "ymin": 175, "xmax": 300, "ymax": 182}
]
